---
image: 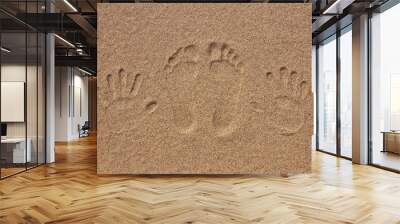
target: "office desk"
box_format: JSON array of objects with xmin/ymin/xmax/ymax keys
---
[
  {"xmin": 382, "ymin": 131, "xmax": 400, "ymax": 154},
  {"xmin": 1, "ymin": 138, "xmax": 31, "ymax": 163}
]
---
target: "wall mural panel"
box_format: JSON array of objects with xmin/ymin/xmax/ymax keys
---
[{"xmin": 98, "ymin": 3, "xmax": 312, "ymax": 175}]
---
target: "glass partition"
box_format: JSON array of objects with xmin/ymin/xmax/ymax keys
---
[
  {"xmin": 0, "ymin": 1, "xmax": 46, "ymax": 179},
  {"xmin": 1, "ymin": 31, "xmax": 28, "ymax": 177}
]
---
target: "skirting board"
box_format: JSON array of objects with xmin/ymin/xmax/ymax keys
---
[{"xmin": 97, "ymin": 3, "xmax": 312, "ymax": 176}]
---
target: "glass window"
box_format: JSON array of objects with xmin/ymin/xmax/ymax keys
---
[
  {"xmin": 371, "ymin": 3, "xmax": 400, "ymax": 171},
  {"xmin": 318, "ymin": 35, "xmax": 337, "ymax": 154},
  {"xmin": 312, "ymin": 45, "xmax": 317, "ymax": 150},
  {"xmin": 340, "ymin": 27, "xmax": 352, "ymax": 158}
]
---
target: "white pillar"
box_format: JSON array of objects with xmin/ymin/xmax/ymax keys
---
[
  {"xmin": 46, "ymin": 32, "xmax": 55, "ymax": 163},
  {"xmin": 352, "ymin": 14, "xmax": 369, "ymax": 164},
  {"xmin": 46, "ymin": 1, "xmax": 55, "ymax": 163}
]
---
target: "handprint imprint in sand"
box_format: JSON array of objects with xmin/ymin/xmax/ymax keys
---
[
  {"xmin": 208, "ymin": 42, "xmax": 245, "ymax": 137},
  {"xmin": 164, "ymin": 44, "xmax": 201, "ymax": 134},
  {"xmin": 250, "ymin": 67, "xmax": 310, "ymax": 136},
  {"xmin": 105, "ymin": 68, "xmax": 158, "ymax": 133}
]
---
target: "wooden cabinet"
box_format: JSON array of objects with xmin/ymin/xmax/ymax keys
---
[{"xmin": 382, "ymin": 132, "xmax": 400, "ymax": 154}]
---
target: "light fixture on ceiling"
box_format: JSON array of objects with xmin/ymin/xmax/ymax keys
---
[
  {"xmin": 63, "ymin": 0, "xmax": 78, "ymax": 12},
  {"xmin": 76, "ymin": 48, "xmax": 87, "ymax": 56},
  {"xmin": 1, "ymin": 47, "xmax": 11, "ymax": 53},
  {"xmin": 322, "ymin": 0, "xmax": 355, "ymax": 15},
  {"xmin": 78, "ymin": 67, "xmax": 94, "ymax": 76},
  {"xmin": 54, "ymin": 34, "xmax": 75, "ymax": 48}
]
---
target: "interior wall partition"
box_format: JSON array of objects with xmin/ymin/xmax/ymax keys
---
[
  {"xmin": 316, "ymin": 25, "xmax": 353, "ymax": 159},
  {"xmin": 0, "ymin": 0, "xmax": 47, "ymax": 179}
]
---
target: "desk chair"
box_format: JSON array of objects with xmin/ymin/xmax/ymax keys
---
[{"xmin": 79, "ymin": 121, "xmax": 90, "ymax": 138}]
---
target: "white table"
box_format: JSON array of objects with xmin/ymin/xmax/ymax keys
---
[{"xmin": 1, "ymin": 138, "xmax": 31, "ymax": 163}]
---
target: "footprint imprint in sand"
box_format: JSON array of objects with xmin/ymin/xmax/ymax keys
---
[
  {"xmin": 208, "ymin": 42, "xmax": 245, "ymax": 137},
  {"xmin": 164, "ymin": 44, "xmax": 201, "ymax": 134}
]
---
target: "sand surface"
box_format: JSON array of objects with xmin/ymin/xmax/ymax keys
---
[{"xmin": 97, "ymin": 3, "xmax": 312, "ymax": 175}]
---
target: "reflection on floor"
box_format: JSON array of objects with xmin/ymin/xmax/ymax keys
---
[
  {"xmin": 0, "ymin": 167, "xmax": 25, "ymax": 178},
  {"xmin": 0, "ymin": 135, "xmax": 400, "ymax": 223},
  {"xmin": 373, "ymin": 150, "xmax": 400, "ymax": 171},
  {"xmin": 0, "ymin": 163, "xmax": 42, "ymax": 178},
  {"xmin": 340, "ymin": 147, "xmax": 352, "ymax": 158}
]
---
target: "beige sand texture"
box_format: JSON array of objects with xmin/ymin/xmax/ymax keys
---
[{"xmin": 97, "ymin": 3, "xmax": 312, "ymax": 176}]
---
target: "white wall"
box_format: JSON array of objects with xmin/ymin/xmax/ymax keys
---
[
  {"xmin": 55, "ymin": 67, "xmax": 89, "ymax": 141},
  {"xmin": 55, "ymin": 66, "xmax": 70, "ymax": 141},
  {"xmin": 1, "ymin": 63, "xmax": 46, "ymax": 164},
  {"xmin": 1, "ymin": 65, "xmax": 26, "ymax": 138},
  {"xmin": 1, "ymin": 64, "xmax": 39, "ymax": 138},
  {"xmin": 72, "ymin": 73, "xmax": 89, "ymax": 138}
]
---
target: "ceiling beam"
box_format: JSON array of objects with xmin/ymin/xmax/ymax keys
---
[
  {"xmin": 55, "ymin": 55, "xmax": 96, "ymax": 71},
  {"xmin": 67, "ymin": 13, "xmax": 97, "ymax": 39}
]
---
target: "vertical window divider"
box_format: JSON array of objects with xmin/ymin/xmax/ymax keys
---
[
  {"xmin": 68, "ymin": 69, "xmax": 71, "ymax": 118},
  {"xmin": 44, "ymin": 3, "xmax": 48, "ymax": 164},
  {"xmin": 59, "ymin": 69, "xmax": 62, "ymax": 117},
  {"xmin": 36, "ymin": 0, "xmax": 39, "ymax": 168},
  {"xmin": 316, "ymin": 44, "xmax": 320, "ymax": 151},
  {"xmin": 367, "ymin": 10, "xmax": 373, "ymax": 165},
  {"xmin": 72, "ymin": 68, "xmax": 75, "ymax": 118},
  {"xmin": 336, "ymin": 28, "xmax": 342, "ymax": 157},
  {"xmin": 0, "ymin": 25, "xmax": 2, "ymax": 179},
  {"xmin": 25, "ymin": 0, "xmax": 28, "ymax": 171}
]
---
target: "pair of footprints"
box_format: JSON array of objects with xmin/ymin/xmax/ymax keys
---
[
  {"xmin": 105, "ymin": 42, "xmax": 309, "ymax": 136},
  {"xmin": 164, "ymin": 42, "xmax": 245, "ymax": 137}
]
